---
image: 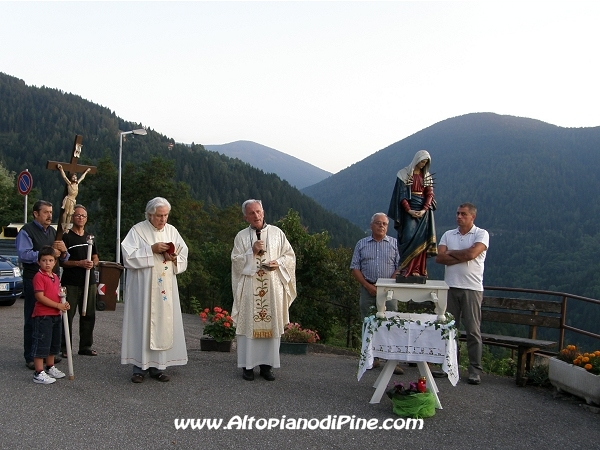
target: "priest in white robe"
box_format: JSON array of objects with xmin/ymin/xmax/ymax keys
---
[
  {"xmin": 231, "ymin": 199, "xmax": 296, "ymax": 381},
  {"xmin": 121, "ymin": 197, "xmax": 189, "ymax": 383}
]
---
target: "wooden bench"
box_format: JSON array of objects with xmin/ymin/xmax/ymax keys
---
[{"xmin": 458, "ymin": 296, "xmax": 562, "ymax": 386}]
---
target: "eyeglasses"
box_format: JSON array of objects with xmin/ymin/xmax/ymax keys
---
[
  {"xmin": 73, "ymin": 214, "xmax": 87, "ymax": 219},
  {"xmin": 373, "ymin": 221, "xmax": 388, "ymax": 226}
]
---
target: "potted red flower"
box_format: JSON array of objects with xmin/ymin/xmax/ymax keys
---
[
  {"xmin": 199, "ymin": 306, "xmax": 236, "ymax": 352},
  {"xmin": 280, "ymin": 322, "xmax": 320, "ymax": 354}
]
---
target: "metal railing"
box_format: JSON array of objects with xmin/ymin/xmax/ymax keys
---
[{"xmin": 333, "ymin": 285, "xmax": 600, "ymax": 350}]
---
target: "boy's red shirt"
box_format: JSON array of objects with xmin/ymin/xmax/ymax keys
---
[{"xmin": 32, "ymin": 269, "xmax": 61, "ymax": 317}]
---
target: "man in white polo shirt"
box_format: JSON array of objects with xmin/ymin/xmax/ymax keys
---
[{"xmin": 436, "ymin": 203, "xmax": 489, "ymax": 385}]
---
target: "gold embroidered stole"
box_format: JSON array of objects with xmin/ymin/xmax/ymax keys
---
[{"xmin": 252, "ymin": 230, "xmax": 273, "ymax": 339}]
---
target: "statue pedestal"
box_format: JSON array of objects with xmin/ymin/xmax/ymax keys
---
[
  {"xmin": 395, "ymin": 274, "xmax": 426, "ymax": 284},
  {"xmin": 374, "ymin": 278, "xmax": 449, "ymax": 320}
]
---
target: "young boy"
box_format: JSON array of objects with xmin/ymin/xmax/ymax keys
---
[{"xmin": 31, "ymin": 246, "xmax": 70, "ymax": 384}]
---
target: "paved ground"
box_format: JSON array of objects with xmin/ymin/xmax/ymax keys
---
[{"xmin": 1, "ymin": 298, "xmax": 598, "ymax": 449}]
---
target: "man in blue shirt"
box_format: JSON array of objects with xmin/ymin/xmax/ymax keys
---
[
  {"xmin": 16, "ymin": 200, "xmax": 69, "ymax": 369},
  {"xmin": 350, "ymin": 212, "xmax": 403, "ymax": 374}
]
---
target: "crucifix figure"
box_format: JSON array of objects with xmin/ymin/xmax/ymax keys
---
[
  {"xmin": 56, "ymin": 164, "xmax": 91, "ymax": 227},
  {"xmin": 46, "ymin": 135, "xmax": 97, "ymax": 238}
]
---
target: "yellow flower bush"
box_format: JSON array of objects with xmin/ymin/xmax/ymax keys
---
[{"xmin": 557, "ymin": 344, "xmax": 600, "ymax": 375}]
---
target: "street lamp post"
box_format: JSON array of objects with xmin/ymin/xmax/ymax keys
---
[{"xmin": 116, "ymin": 128, "xmax": 147, "ymax": 288}]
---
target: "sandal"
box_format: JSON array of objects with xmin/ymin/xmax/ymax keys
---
[
  {"xmin": 78, "ymin": 349, "xmax": 98, "ymax": 356},
  {"xmin": 150, "ymin": 372, "xmax": 170, "ymax": 382},
  {"xmin": 131, "ymin": 374, "xmax": 144, "ymax": 383},
  {"xmin": 61, "ymin": 351, "xmax": 68, "ymax": 358}
]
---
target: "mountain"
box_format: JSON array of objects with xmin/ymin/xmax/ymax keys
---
[
  {"xmin": 303, "ymin": 112, "xmax": 600, "ymax": 231},
  {"xmin": 0, "ymin": 72, "xmax": 363, "ymax": 248},
  {"xmin": 302, "ymin": 113, "xmax": 600, "ymax": 300},
  {"xmin": 1, "ymin": 70, "xmax": 597, "ymax": 334},
  {"xmin": 204, "ymin": 140, "xmax": 332, "ymax": 189}
]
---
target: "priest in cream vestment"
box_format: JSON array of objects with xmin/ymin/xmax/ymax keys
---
[
  {"xmin": 121, "ymin": 197, "xmax": 189, "ymax": 383},
  {"xmin": 231, "ymin": 199, "xmax": 296, "ymax": 381}
]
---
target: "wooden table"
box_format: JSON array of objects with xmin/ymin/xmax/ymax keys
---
[{"xmin": 358, "ymin": 312, "xmax": 459, "ymax": 407}]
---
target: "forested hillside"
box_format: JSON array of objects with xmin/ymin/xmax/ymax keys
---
[
  {"xmin": 0, "ymin": 71, "xmax": 366, "ymax": 342},
  {"xmin": 1, "ymin": 70, "xmax": 597, "ymax": 348},
  {"xmin": 302, "ymin": 113, "xmax": 600, "ymax": 340},
  {"xmin": 0, "ymin": 72, "xmax": 363, "ymax": 248}
]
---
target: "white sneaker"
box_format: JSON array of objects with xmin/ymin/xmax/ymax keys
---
[
  {"xmin": 33, "ymin": 371, "xmax": 56, "ymax": 384},
  {"xmin": 46, "ymin": 366, "xmax": 66, "ymax": 379}
]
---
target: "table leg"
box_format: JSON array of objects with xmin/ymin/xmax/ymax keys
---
[
  {"xmin": 369, "ymin": 360, "xmax": 396, "ymax": 404},
  {"xmin": 434, "ymin": 290, "xmax": 448, "ymax": 319},
  {"xmin": 416, "ymin": 362, "xmax": 442, "ymax": 409}
]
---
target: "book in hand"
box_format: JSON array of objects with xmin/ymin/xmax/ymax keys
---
[
  {"xmin": 261, "ymin": 262, "xmax": 278, "ymax": 271},
  {"xmin": 167, "ymin": 242, "xmax": 182, "ymax": 256}
]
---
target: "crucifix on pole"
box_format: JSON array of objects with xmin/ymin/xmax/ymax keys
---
[{"xmin": 46, "ymin": 135, "xmax": 97, "ymax": 240}]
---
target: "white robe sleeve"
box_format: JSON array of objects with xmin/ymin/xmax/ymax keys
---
[{"xmin": 121, "ymin": 227, "xmax": 154, "ymax": 270}]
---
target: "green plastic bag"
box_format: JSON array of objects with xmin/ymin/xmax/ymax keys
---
[{"xmin": 390, "ymin": 390, "xmax": 436, "ymax": 418}]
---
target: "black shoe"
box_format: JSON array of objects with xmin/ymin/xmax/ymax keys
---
[
  {"xmin": 431, "ymin": 370, "xmax": 447, "ymax": 378},
  {"xmin": 149, "ymin": 372, "xmax": 170, "ymax": 382},
  {"xmin": 242, "ymin": 369, "xmax": 254, "ymax": 381},
  {"xmin": 54, "ymin": 354, "xmax": 62, "ymax": 363},
  {"xmin": 259, "ymin": 365, "xmax": 275, "ymax": 381},
  {"xmin": 467, "ymin": 374, "xmax": 481, "ymax": 385},
  {"xmin": 131, "ymin": 374, "xmax": 144, "ymax": 383},
  {"xmin": 26, "ymin": 361, "xmax": 35, "ymax": 370}
]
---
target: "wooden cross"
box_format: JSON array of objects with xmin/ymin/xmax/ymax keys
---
[{"xmin": 46, "ymin": 135, "xmax": 97, "ymax": 239}]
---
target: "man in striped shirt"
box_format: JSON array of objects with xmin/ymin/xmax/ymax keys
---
[{"xmin": 350, "ymin": 213, "xmax": 403, "ymax": 374}]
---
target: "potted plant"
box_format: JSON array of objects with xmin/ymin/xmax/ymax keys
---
[
  {"xmin": 385, "ymin": 379, "xmax": 436, "ymax": 418},
  {"xmin": 548, "ymin": 344, "xmax": 600, "ymax": 405},
  {"xmin": 280, "ymin": 322, "xmax": 320, "ymax": 354},
  {"xmin": 199, "ymin": 306, "xmax": 236, "ymax": 352}
]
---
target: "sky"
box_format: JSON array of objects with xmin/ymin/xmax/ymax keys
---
[{"xmin": 2, "ymin": 1, "xmax": 599, "ymax": 173}]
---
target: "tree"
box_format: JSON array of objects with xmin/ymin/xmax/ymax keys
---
[
  {"xmin": 276, "ymin": 209, "xmax": 358, "ymax": 341},
  {"xmin": 79, "ymin": 155, "xmax": 211, "ymax": 312},
  {"xmin": 0, "ymin": 161, "xmax": 26, "ymax": 227}
]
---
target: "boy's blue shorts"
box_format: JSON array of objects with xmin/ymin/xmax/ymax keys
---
[{"xmin": 31, "ymin": 315, "xmax": 62, "ymax": 358}]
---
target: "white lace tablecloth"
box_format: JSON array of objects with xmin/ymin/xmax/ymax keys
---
[{"xmin": 358, "ymin": 312, "xmax": 459, "ymax": 386}]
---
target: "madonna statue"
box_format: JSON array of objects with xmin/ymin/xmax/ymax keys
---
[{"xmin": 387, "ymin": 150, "xmax": 437, "ymax": 279}]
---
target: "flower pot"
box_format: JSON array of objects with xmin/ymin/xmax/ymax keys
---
[
  {"xmin": 279, "ymin": 342, "xmax": 309, "ymax": 355},
  {"xmin": 549, "ymin": 357, "xmax": 600, "ymax": 405},
  {"xmin": 200, "ymin": 337, "xmax": 232, "ymax": 352},
  {"xmin": 388, "ymin": 390, "xmax": 436, "ymax": 418}
]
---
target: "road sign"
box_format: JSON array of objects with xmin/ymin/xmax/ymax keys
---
[{"xmin": 17, "ymin": 171, "xmax": 33, "ymax": 196}]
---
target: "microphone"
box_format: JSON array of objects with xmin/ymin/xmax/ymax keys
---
[{"xmin": 256, "ymin": 229, "xmax": 265, "ymax": 256}]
